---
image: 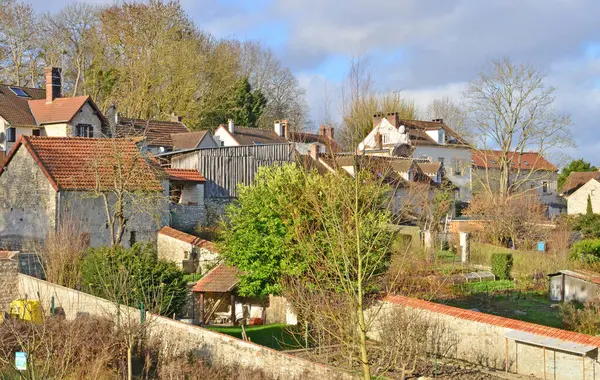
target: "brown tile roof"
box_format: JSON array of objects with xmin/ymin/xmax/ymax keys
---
[
  {"xmin": 115, "ymin": 117, "xmax": 189, "ymax": 148},
  {"xmin": 386, "ymin": 295, "xmax": 600, "ymax": 348},
  {"xmin": 158, "ymin": 226, "xmax": 216, "ymax": 250},
  {"xmin": 191, "ymin": 263, "xmax": 240, "ymax": 293},
  {"xmin": 288, "ymin": 131, "xmax": 342, "ymax": 153},
  {"xmin": 221, "ymin": 125, "xmax": 288, "ymax": 146},
  {"xmin": 170, "ymin": 131, "xmax": 209, "ymax": 151},
  {"xmin": 0, "ymin": 136, "xmax": 164, "ymax": 191},
  {"xmin": 28, "ymin": 96, "xmax": 90, "ymax": 124},
  {"xmin": 416, "ymin": 162, "xmax": 442, "ymax": 175},
  {"xmin": 472, "ymin": 150, "xmax": 557, "ymax": 172},
  {"xmin": 401, "ymin": 119, "xmax": 467, "ymax": 146},
  {"xmin": 561, "ymin": 171, "xmax": 600, "ymax": 195},
  {"xmin": 164, "ymin": 168, "xmax": 206, "ymax": 182},
  {"xmin": 0, "ymin": 84, "xmax": 45, "ymax": 126}
]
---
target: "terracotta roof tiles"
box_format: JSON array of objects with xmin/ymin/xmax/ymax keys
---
[
  {"xmin": 28, "ymin": 96, "xmax": 90, "ymax": 124},
  {"xmin": 164, "ymin": 168, "xmax": 206, "ymax": 182},
  {"xmin": 472, "ymin": 150, "xmax": 557, "ymax": 172},
  {"xmin": 221, "ymin": 125, "xmax": 288, "ymax": 146},
  {"xmin": 561, "ymin": 171, "xmax": 600, "ymax": 195},
  {"xmin": 191, "ymin": 263, "xmax": 240, "ymax": 293},
  {"xmin": 170, "ymin": 131, "xmax": 209, "ymax": 150}
]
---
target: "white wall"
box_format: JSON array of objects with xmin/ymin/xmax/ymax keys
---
[
  {"xmin": 0, "ymin": 117, "xmax": 37, "ymax": 153},
  {"xmin": 359, "ymin": 118, "xmax": 407, "ymax": 150},
  {"xmin": 568, "ymin": 179, "xmax": 600, "ymax": 215},
  {"xmin": 213, "ymin": 126, "xmax": 239, "ymax": 147},
  {"xmin": 414, "ymin": 145, "xmax": 472, "ymax": 201}
]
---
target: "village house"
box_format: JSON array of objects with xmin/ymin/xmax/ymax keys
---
[
  {"xmin": 472, "ymin": 150, "xmax": 564, "ymax": 216},
  {"xmin": 286, "ymin": 122, "xmax": 342, "ymax": 155},
  {"xmin": 157, "ymin": 226, "xmax": 219, "ymax": 274},
  {"xmin": 213, "ymin": 119, "xmax": 288, "ymax": 147},
  {"xmin": 0, "ymin": 67, "xmax": 108, "ymax": 163},
  {"xmin": 0, "ymin": 136, "xmax": 169, "ymax": 251},
  {"xmin": 560, "ymin": 171, "xmax": 600, "ymax": 214},
  {"xmin": 357, "ymin": 113, "xmax": 472, "ymax": 201}
]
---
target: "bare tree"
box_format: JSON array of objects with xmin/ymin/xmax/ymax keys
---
[
  {"xmin": 0, "ymin": 0, "xmax": 38, "ymax": 86},
  {"xmin": 464, "ymin": 58, "xmax": 573, "ymax": 198},
  {"xmin": 424, "ymin": 96, "xmax": 471, "ymax": 143}
]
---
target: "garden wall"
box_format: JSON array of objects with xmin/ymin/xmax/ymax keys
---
[
  {"xmin": 381, "ymin": 295, "xmax": 600, "ymax": 380},
  {"xmin": 17, "ymin": 274, "xmax": 354, "ymax": 380}
]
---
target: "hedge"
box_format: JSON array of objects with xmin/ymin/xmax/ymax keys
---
[
  {"xmin": 491, "ymin": 253, "xmax": 513, "ymax": 280},
  {"xmin": 570, "ymin": 239, "xmax": 600, "ymax": 263}
]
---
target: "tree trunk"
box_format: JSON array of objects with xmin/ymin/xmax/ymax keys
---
[{"xmin": 127, "ymin": 343, "xmax": 133, "ymax": 380}]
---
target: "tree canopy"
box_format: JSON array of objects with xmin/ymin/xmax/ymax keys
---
[{"xmin": 558, "ymin": 159, "xmax": 597, "ymax": 190}]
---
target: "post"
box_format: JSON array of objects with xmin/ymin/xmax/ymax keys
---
[
  {"xmin": 582, "ymin": 353, "xmax": 585, "ymax": 380},
  {"xmin": 139, "ymin": 302, "xmax": 145, "ymax": 324},
  {"xmin": 505, "ymin": 338, "xmax": 508, "ymax": 373},
  {"xmin": 460, "ymin": 232, "xmax": 470, "ymax": 263},
  {"xmin": 543, "ymin": 346, "xmax": 546, "ymax": 380},
  {"xmin": 230, "ymin": 293, "xmax": 236, "ymax": 326},
  {"xmin": 199, "ymin": 292, "xmax": 205, "ymax": 325},
  {"xmin": 51, "ymin": 296, "xmax": 55, "ymax": 316}
]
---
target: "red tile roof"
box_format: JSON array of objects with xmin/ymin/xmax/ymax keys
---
[
  {"xmin": 28, "ymin": 96, "xmax": 89, "ymax": 124},
  {"xmin": 164, "ymin": 168, "xmax": 206, "ymax": 182},
  {"xmin": 0, "ymin": 136, "xmax": 164, "ymax": 191},
  {"xmin": 385, "ymin": 295, "xmax": 600, "ymax": 348},
  {"xmin": 115, "ymin": 117, "xmax": 190, "ymax": 148},
  {"xmin": 191, "ymin": 263, "xmax": 240, "ymax": 293},
  {"xmin": 0, "ymin": 84, "xmax": 45, "ymax": 126},
  {"xmin": 472, "ymin": 150, "xmax": 557, "ymax": 171},
  {"xmin": 158, "ymin": 226, "xmax": 217, "ymax": 251},
  {"xmin": 561, "ymin": 171, "xmax": 600, "ymax": 195}
]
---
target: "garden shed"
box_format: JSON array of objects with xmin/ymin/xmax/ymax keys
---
[{"xmin": 548, "ymin": 270, "xmax": 600, "ymax": 303}]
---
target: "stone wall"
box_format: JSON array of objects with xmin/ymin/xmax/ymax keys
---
[
  {"xmin": 204, "ymin": 197, "xmax": 233, "ymax": 226},
  {"xmin": 169, "ymin": 203, "xmax": 205, "ymax": 231},
  {"xmin": 0, "ymin": 257, "xmax": 19, "ymax": 311},
  {"xmin": 0, "ymin": 146, "xmax": 57, "ymax": 251},
  {"xmin": 17, "ymin": 274, "xmax": 353, "ymax": 379},
  {"xmin": 157, "ymin": 233, "xmax": 219, "ymax": 274},
  {"xmin": 380, "ymin": 295, "xmax": 600, "ymax": 380}
]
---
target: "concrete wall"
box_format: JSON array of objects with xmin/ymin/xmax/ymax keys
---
[
  {"xmin": 17, "ymin": 274, "xmax": 353, "ymax": 380},
  {"xmin": 379, "ymin": 297, "xmax": 600, "ymax": 380},
  {"xmin": 565, "ymin": 275, "xmax": 600, "ymax": 303},
  {"xmin": 59, "ymin": 191, "xmax": 168, "ymax": 248},
  {"xmin": 568, "ymin": 179, "xmax": 600, "ymax": 215},
  {"xmin": 0, "ymin": 146, "xmax": 57, "ymax": 251}
]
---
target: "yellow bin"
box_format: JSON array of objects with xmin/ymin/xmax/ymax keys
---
[{"xmin": 9, "ymin": 300, "xmax": 43, "ymax": 323}]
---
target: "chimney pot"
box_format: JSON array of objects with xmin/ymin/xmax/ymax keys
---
[
  {"xmin": 45, "ymin": 67, "xmax": 62, "ymax": 104},
  {"xmin": 170, "ymin": 113, "xmax": 182, "ymax": 123},
  {"xmin": 309, "ymin": 143, "xmax": 319, "ymax": 161},
  {"xmin": 228, "ymin": 119, "xmax": 235, "ymax": 134}
]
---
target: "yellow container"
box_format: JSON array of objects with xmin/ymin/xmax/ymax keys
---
[{"xmin": 9, "ymin": 300, "xmax": 43, "ymax": 323}]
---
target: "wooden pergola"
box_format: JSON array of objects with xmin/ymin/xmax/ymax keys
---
[{"xmin": 191, "ymin": 263, "xmax": 241, "ymax": 325}]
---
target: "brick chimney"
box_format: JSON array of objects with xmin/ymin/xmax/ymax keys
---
[
  {"xmin": 281, "ymin": 120, "xmax": 289, "ymax": 139},
  {"xmin": 319, "ymin": 125, "xmax": 334, "ymax": 140},
  {"xmin": 170, "ymin": 113, "xmax": 182, "ymax": 123},
  {"xmin": 372, "ymin": 113, "xmax": 384, "ymax": 129},
  {"xmin": 386, "ymin": 112, "xmax": 398, "ymax": 127},
  {"xmin": 45, "ymin": 67, "xmax": 62, "ymax": 104},
  {"xmin": 375, "ymin": 132, "xmax": 383, "ymax": 149}
]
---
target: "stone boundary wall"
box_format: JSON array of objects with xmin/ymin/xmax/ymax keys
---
[
  {"xmin": 382, "ymin": 295, "xmax": 600, "ymax": 380},
  {"xmin": 17, "ymin": 274, "xmax": 354, "ymax": 380}
]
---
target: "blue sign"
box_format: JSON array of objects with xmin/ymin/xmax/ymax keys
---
[
  {"xmin": 538, "ymin": 241, "xmax": 546, "ymax": 252},
  {"xmin": 15, "ymin": 351, "xmax": 27, "ymax": 371}
]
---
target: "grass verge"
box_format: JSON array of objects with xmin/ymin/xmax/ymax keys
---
[{"xmin": 205, "ymin": 323, "xmax": 300, "ymax": 350}]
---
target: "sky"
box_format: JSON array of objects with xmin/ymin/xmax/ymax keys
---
[{"xmin": 30, "ymin": 0, "xmax": 600, "ymax": 164}]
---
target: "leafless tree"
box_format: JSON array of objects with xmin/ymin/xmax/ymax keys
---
[
  {"xmin": 464, "ymin": 58, "xmax": 573, "ymax": 198},
  {"xmin": 424, "ymin": 96, "xmax": 471, "ymax": 144}
]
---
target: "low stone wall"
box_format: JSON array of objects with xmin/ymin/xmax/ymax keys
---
[
  {"xmin": 381, "ymin": 295, "xmax": 600, "ymax": 380},
  {"xmin": 17, "ymin": 274, "xmax": 353, "ymax": 379},
  {"xmin": 0, "ymin": 256, "xmax": 19, "ymax": 311},
  {"xmin": 169, "ymin": 203, "xmax": 205, "ymax": 232}
]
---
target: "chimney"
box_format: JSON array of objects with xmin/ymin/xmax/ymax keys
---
[
  {"xmin": 375, "ymin": 132, "xmax": 383, "ymax": 149},
  {"xmin": 325, "ymin": 126, "xmax": 334, "ymax": 140},
  {"xmin": 228, "ymin": 119, "xmax": 235, "ymax": 134},
  {"xmin": 309, "ymin": 143, "xmax": 319, "ymax": 161},
  {"xmin": 274, "ymin": 120, "xmax": 283, "ymax": 137},
  {"xmin": 281, "ymin": 120, "xmax": 289, "ymax": 139},
  {"xmin": 432, "ymin": 118, "xmax": 444, "ymax": 124},
  {"xmin": 171, "ymin": 113, "xmax": 182, "ymax": 123},
  {"xmin": 387, "ymin": 112, "xmax": 398, "ymax": 127},
  {"xmin": 372, "ymin": 113, "xmax": 384, "ymax": 129},
  {"xmin": 45, "ymin": 67, "xmax": 62, "ymax": 104}
]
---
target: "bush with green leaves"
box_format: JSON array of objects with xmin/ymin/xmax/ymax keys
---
[
  {"xmin": 569, "ymin": 239, "xmax": 600, "ymax": 263},
  {"xmin": 491, "ymin": 253, "xmax": 513, "ymax": 280},
  {"xmin": 81, "ymin": 243, "xmax": 188, "ymax": 316}
]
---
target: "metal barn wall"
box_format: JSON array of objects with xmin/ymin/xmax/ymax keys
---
[{"xmin": 171, "ymin": 144, "xmax": 295, "ymax": 198}]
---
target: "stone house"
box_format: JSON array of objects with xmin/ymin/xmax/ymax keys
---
[
  {"xmin": 560, "ymin": 172, "xmax": 600, "ymax": 215},
  {"xmin": 548, "ymin": 270, "xmax": 600, "ymax": 303},
  {"xmin": 0, "ymin": 67, "xmax": 108, "ymax": 163},
  {"xmin": 472, "ymin": 150, "xmax": 564, "ymax": 216},
  {"xmin": 157, "ymin": 226, "xmax": 219, "ymax": 274},
  {"xmin": 357, "ymin": 114, "xmax": 472, "ymax": 201},
  {"xmin": 164, "ymin": 168, "xmax": 207, "ymax": 231},
  {"xmin": 213, "ymin": 119, "xmax": 288, "ymax": 147},
  {"xmin": 0, "ymin": 136, "xmax": 169, "ymax": 251}
]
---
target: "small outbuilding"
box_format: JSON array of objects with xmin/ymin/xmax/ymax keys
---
[
  {"xmin": 157, "ymin": 226, "xmax": 219, "ymax": 274},
  {"xmin": 547, "ymin": 270, "xmax": 600, "ymax": 303}
]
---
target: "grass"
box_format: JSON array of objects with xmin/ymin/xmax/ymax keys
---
[
  {"xmin": 452, "ymin": 279, "xmax": 515, "ymax": 295},
  {"xmin": 182, "ymin": 273, "xmax": 202, "ymax": 283},
  {"xmin": 205, "ymin": 323, "xmax": 300, "ymax": 350}
]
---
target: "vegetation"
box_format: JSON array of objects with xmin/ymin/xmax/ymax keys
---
[
  {"xmin": 569, "ymin": 239, "xmax": 600, "ymax": 263},
  {"xmin": 453, "ymin": 279, "xmax": 515, "ymax": 295},
  {"xmin": 491, "ymin": 253, "xmax": 513, "ymax": 280},
  {"xmin": 557, "ymin": 159, "xmax": 597, "ymax": 190},
  {"xmin": 81, "ymin": 243, "xmax": 188, "ymax": 317},
  {"xmin": 560, "ymin": 302, "xmax": 600, "ymax": 335}
]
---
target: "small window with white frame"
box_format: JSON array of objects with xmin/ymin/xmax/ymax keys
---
[{"xmin": 6, "ymin": 127, "xmax": 16, "ymax": 142}]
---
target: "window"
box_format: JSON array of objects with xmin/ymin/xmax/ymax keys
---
[
  {"xmin": 75, "ymin": 124, "xmax": 93, "ymax": 137},
  {"xmin": 542, "ymin": 181, "xmax": 548, "ymax": 194},
  {"xmin": 6, "ymin": 127, "xmax": 16, "ymax": 142},
  {"xmin": 382, "ymin": 133, "xmax": 389, "ymax": 144},
  {"xmin": 9, "ymin": 87, "xmax": 29, "ymax": 98},
  {"xmin": 129, "ymin": 231, "xmax": 137, "ymax": 247},
  {"xmin": 32, "ymin": 129, "xmax": 41, "ymax": 137}
]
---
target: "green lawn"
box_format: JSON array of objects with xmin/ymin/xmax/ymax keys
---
[{"xmin": 205, "ymin": 323, "xmax": 301, "ymax": 350}]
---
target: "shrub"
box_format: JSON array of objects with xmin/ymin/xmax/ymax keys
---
[
  {"xmin": 569, "ymin": 239, "xmax": 600, "ymax": 263},
  {"xmin": 491, "ymin": 253, "xmax": 513, "ymax": 280},
  {"xmin": 560, "ymin": 301, "xmax": 600, "ymax": 335}
]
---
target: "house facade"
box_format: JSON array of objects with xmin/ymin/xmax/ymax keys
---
[
  {"xmin": 0, "ymin": 136, "xmax": 168, "ymax": 251},
  {"xmin": 0, "ymin": 67, "xmax": 107, "ymax": 162},
  {"xmin": 157, "ymin": 226, "xmax": 219, "ymax": 274},
  {"xmin": 213, "ymin": 119, "xmax": 288, "ymax": 147},
  {"xmin": 357, "ymin": 114, "xmax": 472, "ymax": 201},
  {"xmin": 565, "ymin": 178, "xmax": 600, "ymax": 215}
]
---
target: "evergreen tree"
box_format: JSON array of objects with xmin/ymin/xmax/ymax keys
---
[
  {"xmin": 587, "ymin": 194, "xmax": 594, "ymax": 216},
  {"xmin": 229, "ymin": 77, "xmax": 267, "ymax": 128}
]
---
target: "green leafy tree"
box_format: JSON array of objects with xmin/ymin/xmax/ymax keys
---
[
  {"xmin": 220, "ymin": 164, "xmax": 309, "ymax": 297},
  {"xmin": 558, "ymin": 159, "xmax": 597, "ymax": 190},
  {"xmin": 81, "ymin": 243, "xmax": 188, "ymax": 317},
  {"xmin": 229, "ymin": 76, "xmax": 267, "ymax": 128}
]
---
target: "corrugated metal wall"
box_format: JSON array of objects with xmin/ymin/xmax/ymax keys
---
[{"xmin": 171, "ymin": 144, "xmax": 295, "ymax": 198}]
